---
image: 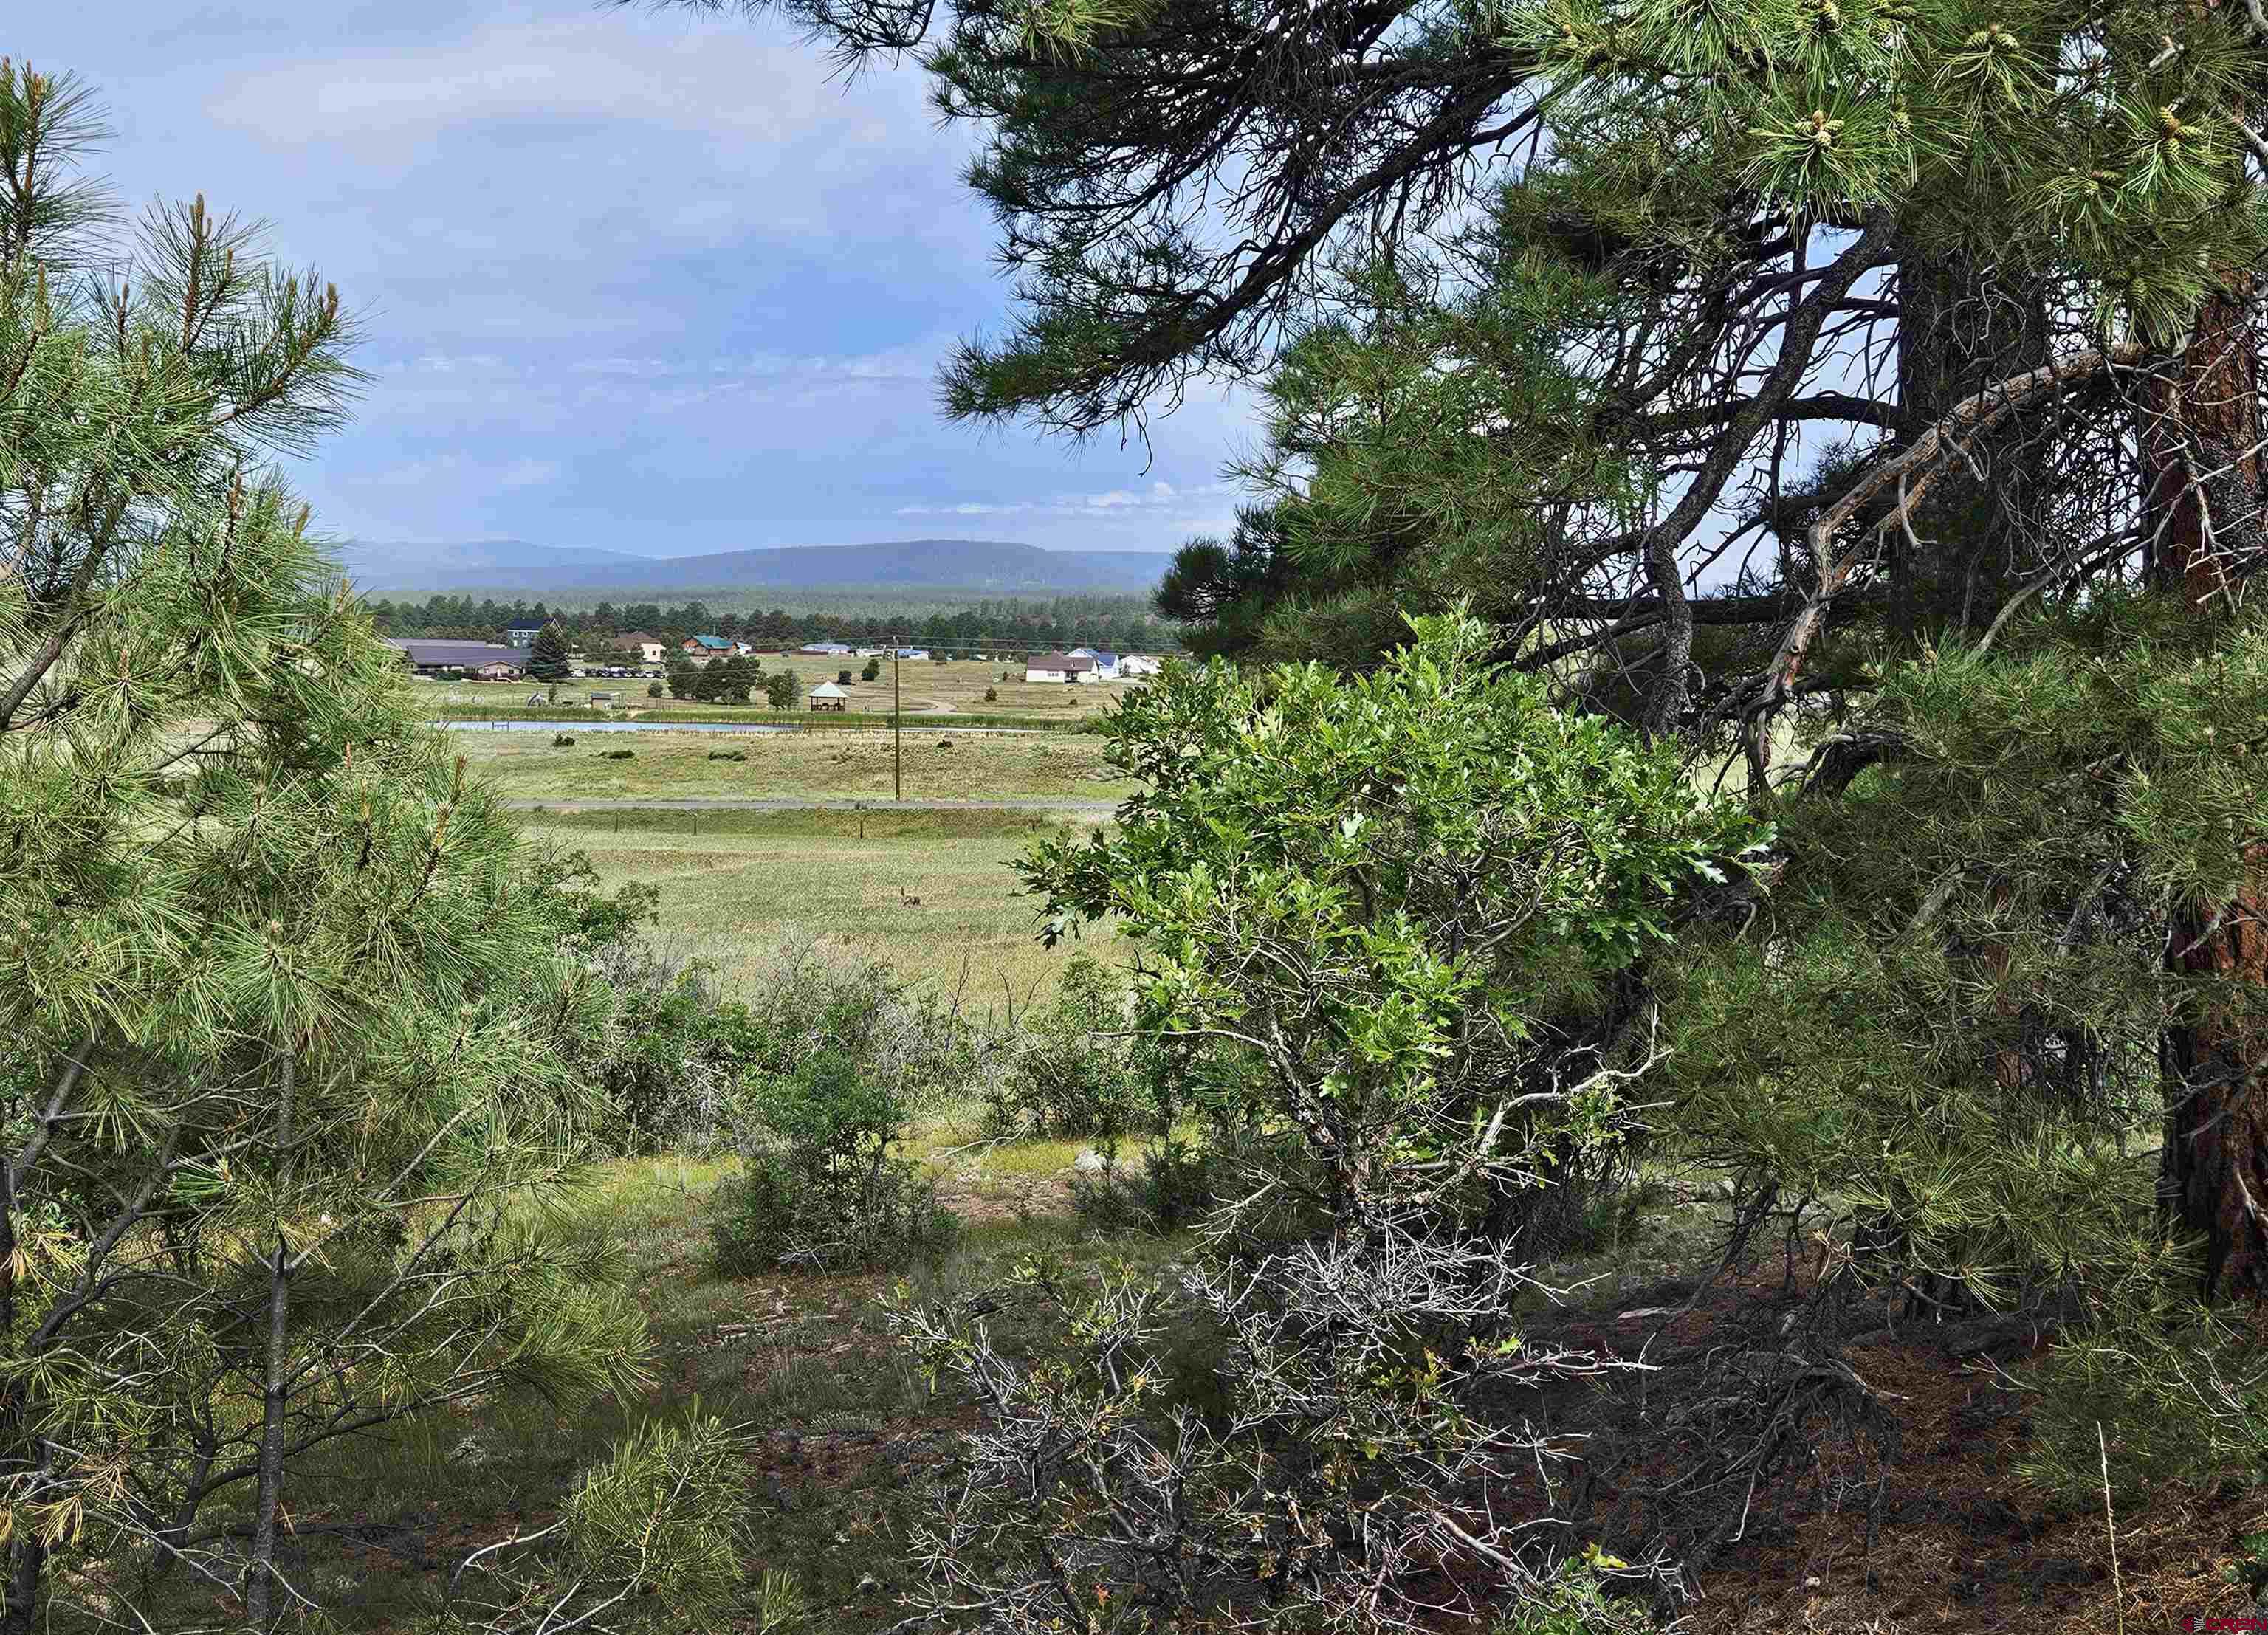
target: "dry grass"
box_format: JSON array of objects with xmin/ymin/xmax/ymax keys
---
[{"xmin": 456, "ymin": 726, "xmax": 1135, "ymax": 804}]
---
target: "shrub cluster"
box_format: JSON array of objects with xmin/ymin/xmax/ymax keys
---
[
  {"xmin": 571, "ymin": 929, "xmax": 979, "ymax": 1158},
  {"xmin": 710, "ymin": 1050, "xmax": 958, "ymax": 1273},
  {"xmin": 1068, "ymin": 1131, "xmax": 1217, "ymax": 1233},
  {"xmin": 983, "ymin": 953, "xmax": 1164, "ymax": 1138}
]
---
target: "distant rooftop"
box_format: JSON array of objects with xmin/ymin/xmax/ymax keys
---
[{"xmin": 385, "ymin": 638, "xmax": 523, "ymax": 668}]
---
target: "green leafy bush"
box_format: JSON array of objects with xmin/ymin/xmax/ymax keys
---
[
  {"xmin": 1023, "ymin": 610, "xmax": 1764, "ymax": 1250},
  {"xmin": 597, "ymin": 747, "xmax": 635, "ymax": 760},
  {"xmin": 710, "ymin": 1050, "xmax": 957, "ymax": 1273},
  {"xmin": 552, "ymin": 732, "xmax": 577, "ymax": 746},
  {"xmin": 986, "ymin": 953, "xmax": 1163, "ymax": 1138},
  {"xmin": 707, "ymin": 748, "xmax": 747, "ymax": 761},
  {"xmin": 886, "ymin": 616, "xmax": 1739, "ymax": 1632},
  {"xmin": 1488, "ymin": 1553, "xmax": 1658, "ymax": 1634},
  {"xmin": 983, "ymin": 685, "xmax": 997, "ymax": 701}
]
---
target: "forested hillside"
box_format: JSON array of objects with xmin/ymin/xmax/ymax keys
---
[
  {"xmin": 339, "ymin": 537, "xmax": 1173, "ymax": 599},
  {"xmin": 368, "ymin": 592, "xmax": 1182, "ymax": 653}
]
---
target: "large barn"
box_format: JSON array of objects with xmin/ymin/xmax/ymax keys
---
[{"xmin": 385, "ymin": 638, "xmax": 526, "ymax": 678}]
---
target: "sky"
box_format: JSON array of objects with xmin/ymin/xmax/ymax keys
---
[{"xmin": 18, "ymin": 1, "xmax": 1256, "ymax": 557}]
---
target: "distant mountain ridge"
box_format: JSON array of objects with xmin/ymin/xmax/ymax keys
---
[{"xmin": 334, "ymin": 537, "xmax": 1172, "ymax": 599}]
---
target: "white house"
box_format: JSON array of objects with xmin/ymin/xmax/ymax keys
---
[
  {"xmin": 1067, "ymin": 647, "xmax": 1119, "ymax": 678},
  {"xmin": 1116, "ymin": 655, "xmax": 1164, "ymax": 678},
  {"xmin": 504, "ymin": 623, "xmax": 544, "ymax": 648},
  {"xmin": 1025, "ymin": 652, "xmax": 1100, "ymax": 685},
  {"xmin": 615, "ymin": 632, "xmax": 666, "ymax": 665}
]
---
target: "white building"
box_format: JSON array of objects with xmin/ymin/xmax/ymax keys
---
[
  {"xmin": 1067, "ymin": 647, "xmax": 1119, "ymax": 678},
  {"xmin": 1116, "ymin": 655, "xmax": 1164, "ymax": 678},
  {"xmin": 1025, "ymin": 652, "xmax": 1100, "ymax": 684}
]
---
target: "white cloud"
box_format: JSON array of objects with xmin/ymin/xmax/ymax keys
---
[
  {"xmin": 197, "ymin": 14, "xmax": 971, "ymax": 266},
  {"xmin": 205, "ymin": 17, "xmax": 921, "ymax": 151}
]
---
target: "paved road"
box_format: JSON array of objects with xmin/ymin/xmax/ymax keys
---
[{"xmin": 504, "ymin": 796, "xmax": 1121, "ymax": 815}]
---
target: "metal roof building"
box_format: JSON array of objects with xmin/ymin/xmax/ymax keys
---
[{"xmin": 385, "ymin": 638, "xmax": 526, "ymax": 672}]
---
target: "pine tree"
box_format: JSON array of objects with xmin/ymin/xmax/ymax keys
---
[
  {"xmin": 0, "ymin": 64, "xmax": 746, "ymax": 1627},
  {"xmin": 527, "ymin": 619, "xmax": 572, "ymax": 681},
  {"xmin": 682, "ymin": 0, "xmax": 2267, "ymax": 703}
]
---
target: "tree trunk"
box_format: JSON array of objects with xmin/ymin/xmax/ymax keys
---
[
  {"xmin": 1892, "ymin": 242, "xmax": 2054, "ymax": 640},
  {"xmin": 247, "ymin": 1050, "xmax": 295, "ymax": 1625},
  {"xmin": 2149, "ymin": 278, "xmax": 2268, "ymax": 1301},
  {"xmin": 2, "ymin": 1515, "xmax": 44, "ymax": 1635}
]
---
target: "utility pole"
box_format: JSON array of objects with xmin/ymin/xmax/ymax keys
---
[{"xmin": 893, "ymin": 636, "xmax": 902, "ymax": 802}]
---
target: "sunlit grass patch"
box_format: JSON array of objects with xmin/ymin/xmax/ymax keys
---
[
  {"xmin": 516, "ymin": 810, "xmax": 1118, "ymax": 1007},
  {"xmin": 452, "ymin": 726, "xmax": 1136, "ymax": 804}
]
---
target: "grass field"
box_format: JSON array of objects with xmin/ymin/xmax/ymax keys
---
[
  {"xmin": 457, "ymin": 726, "xmax": 1137, "ymax": 804},
  {"xmin": 520, "ymin": 806, "xmax": 1110, "ymax": 1010},
  {"xmin": 422, "ymin": 657, "xmax": 1137, "ymax": 720}
]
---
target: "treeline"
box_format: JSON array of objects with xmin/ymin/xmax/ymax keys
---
[{"xmin": 364, "ymin": 592, "xmax": 1183, "ymax": 653}]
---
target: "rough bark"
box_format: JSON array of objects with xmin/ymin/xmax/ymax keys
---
[
  {"xmin": 2150, "ymin": 278, "xmax": 2268, "ymax": 1301},
  {"xmin": 1892, "ymin": 244, "xmax": 2055, "ymax": 639}
]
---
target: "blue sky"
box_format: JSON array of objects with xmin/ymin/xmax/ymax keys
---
[{"xmin": 21, "ymin": 2, "xmax": 1253, "ymax": 556}]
